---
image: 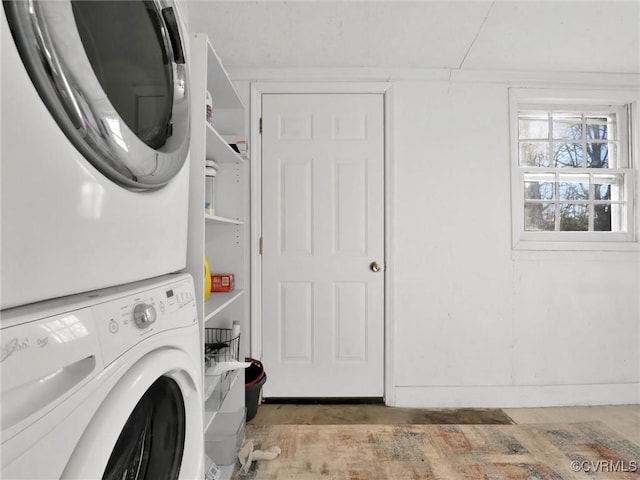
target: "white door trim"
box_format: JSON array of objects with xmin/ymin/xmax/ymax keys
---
[{"xmin": 249, "ymin": 81, "xmax": 396, "ymax": 405}]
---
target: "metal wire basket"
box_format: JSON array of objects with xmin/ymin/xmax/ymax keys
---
[{"xmin": 204, "ymin": 327, "xmax": 240, "ymax": 365}]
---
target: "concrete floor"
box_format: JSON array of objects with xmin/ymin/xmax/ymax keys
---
[
  {"xmin": 250, "ymin": 404, "xmax": 514, "ymax": 425},
  {"xmin": 250, "ymin": 403, "xmax": 640, "ymax": 445},
  {"xmin": 504, "ymin": 404, "xmax": 640, "ymax": 444}
]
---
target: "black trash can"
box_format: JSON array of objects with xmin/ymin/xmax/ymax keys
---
[{"xmin": 245, "ymin": 358, "xmax": 267, "ymax": 422}]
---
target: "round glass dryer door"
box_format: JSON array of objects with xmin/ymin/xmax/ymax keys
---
[
  {"xmin": 3, "ymin": 0, "xmax": 189, "ymax": 190},
  {"xmin": 103, "ymin": 377, "xmax": 186, "ymax": 480}
]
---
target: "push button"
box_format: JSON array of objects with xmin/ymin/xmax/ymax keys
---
[{"xmin": 109, "ymin": 319, "xmax": 119, "ymax": 334}]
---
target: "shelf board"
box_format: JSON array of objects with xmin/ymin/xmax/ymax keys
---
[
  {"xmin": 206, "ymin": 123, "xmax": 246, "ymax": 164},
  {"xmin": 204, "ymin": 290, "xmax": 245, "ymax": 322},
  {"xmin": 205, "ymin": 214, "xmax": 243, "ymax": 225},
  {"xmin": 202, "ymin": 36, "xmax": 245, "ymax": 111}
]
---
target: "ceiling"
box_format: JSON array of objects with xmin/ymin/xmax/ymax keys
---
[{"xmin": 185, "ymin": 1, "xmax": 640, "ymax": 74}]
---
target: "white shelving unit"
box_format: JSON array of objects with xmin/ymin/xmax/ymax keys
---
[{"xmin": 186, "ymin": 33, "xmax": 249, "ymax": 479}]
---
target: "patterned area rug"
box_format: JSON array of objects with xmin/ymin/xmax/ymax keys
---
[{"xmin": 234, "ymin": 422, "xmax": 639, "ymax": 479}]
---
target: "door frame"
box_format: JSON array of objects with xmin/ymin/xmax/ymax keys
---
[{"xmin": 249, "ymin": 82, "xmax": 396, "ymax": 405}]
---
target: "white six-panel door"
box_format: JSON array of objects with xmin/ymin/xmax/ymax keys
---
[{"xmin": 261, "ymin": 93, "xmax": 384, "ymax": 397}]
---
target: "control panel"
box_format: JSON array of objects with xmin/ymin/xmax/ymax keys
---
[{"xmin": 93, "ymin": 275, "xmax": 197, "ymax": 365}]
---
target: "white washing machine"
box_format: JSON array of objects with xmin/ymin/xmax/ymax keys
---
[
  {"xmin": 0, "ymin": 273, "xmax": 203, "ymax": 479},
  {"xmin": 1, "ymin": 0, "xmax": 192, "ymax": 309}
]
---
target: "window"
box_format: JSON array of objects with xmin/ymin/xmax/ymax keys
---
[{"xmin": 510, "ymin": 89, "xmax": 638, "ymax": 250}]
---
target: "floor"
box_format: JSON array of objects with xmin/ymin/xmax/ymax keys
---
[
  {"xmin": 504, "ymin": 404, "xmax": 640, "ymax": 444},
  {"xmin": 251, "ymin": 404, "xmax": 514, "ymax": 425},
  {"xmin": 251, "ymin": 403, "xmax": 640, "ymax": 445}
]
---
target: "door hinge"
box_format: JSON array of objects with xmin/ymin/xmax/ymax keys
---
[
  {"xmin": 259, "ymin": 117, "xmax": 262, "ymax": 134},
  {"xmin": 259, "ymin": 236, "xmax": 263, "ymax": 255}
]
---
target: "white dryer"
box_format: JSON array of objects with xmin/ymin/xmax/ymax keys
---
[
  {"xmin": 1, "ymin": 0, "xmax": 192, "ymax": 309},
  {"xmin": 1, "ymin": 273, "xmax": 203, "ymax": 479}
]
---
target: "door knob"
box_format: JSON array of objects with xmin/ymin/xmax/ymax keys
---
[{"xmin": 370, "ymin": 261, "xmax": 382, "ymax": 272}]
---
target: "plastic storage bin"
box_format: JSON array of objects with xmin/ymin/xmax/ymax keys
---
[
  {"xmin": 205, "ymin": 408, "xmax": 246, "ymax": 466},
  {"xmin": 204, "ymin": 370, "xmax": 234, "ymax": 412}
]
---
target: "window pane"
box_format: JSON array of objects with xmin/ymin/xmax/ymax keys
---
[
  {"xmin": 519, "ymin": 115, "xmax": 549, "ymax": 139},
  {"xmin": 520, "ymin": 142, "xmax": 550, "ymax": 167},
  {"xmin": 586, "ymin": 114, "xmax": 616, "ymax": 141},
  {"xmin": 553, "ymin": 142, "xmax": 583, "ymax": 168},
  {"xmin": 595, "ymin": 184, "xmax": 611, "ymax": 201},
  {"xmin": 552, "ymin": 114, "xmax": 582, "ymax": 140},
  {"xmin": 586, "ymin": 142, "xmax": 615, "ymax": 168},
  {"xmin": 594, "ymin": 203, "xmax": 625, "ymax": 232},
  {"xmin": 559, "ymin": 204, "xmax": 589, "ymax": 231},
  {"xmin": 594, "ymin": 174, "xmax": 623, "ymax": 201},
  {"xmin": 524, "ymin": 173, "xmax": 555, "ymax": 200},
  {"xmin": 593, "ymin": 204, "xmax": 612, "ymax": 232},
  {"xmin": 524, "ymin": 202, "xmax": 555, "ymax": 231},
  {"xmin": 559, "ymin": 174, "xmax": 589, "ymax": 200}
]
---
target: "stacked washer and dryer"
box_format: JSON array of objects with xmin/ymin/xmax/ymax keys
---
[{"xmin": 1, "ymin": 1, "xmax": 203, "ymax": 478}]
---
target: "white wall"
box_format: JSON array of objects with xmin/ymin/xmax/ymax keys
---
[
  {"xmin": 233, "ymin": 73, "xmax": 640, "ymax": 407},
  {"xmin": 229, "ymin": 72, "xmax": 639, "ymax": 407},
  {"xmin": 393, "ymin": 81, "xmax": 514, "ymax": 400},
  {"xmin": 391, "ymin": 80, "xmax": 639, "ymax": 407}
]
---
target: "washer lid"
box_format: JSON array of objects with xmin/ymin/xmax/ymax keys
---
[{"xmin": 3, "ymin": 0, "xmax": 190, "ymax": 190}]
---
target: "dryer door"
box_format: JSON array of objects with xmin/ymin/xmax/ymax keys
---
[{"xmin": 3, "ymin": 0, "xmax": 189, "ymax": 190}]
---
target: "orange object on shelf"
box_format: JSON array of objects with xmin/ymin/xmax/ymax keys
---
[{"xmin": 211, "ymin": 273, "xmax": 235, "ymax": 292}]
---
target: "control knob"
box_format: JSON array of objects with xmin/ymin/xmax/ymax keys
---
[{"xmin": 133, "ymin": 303, "xmax": 157, "ymax": 329}]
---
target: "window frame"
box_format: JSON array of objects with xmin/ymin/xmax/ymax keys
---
[{"xmin": 509, "ymin": 88, "xmax": 639, "ymax": 251}]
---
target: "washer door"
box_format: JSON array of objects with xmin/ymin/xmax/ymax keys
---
[
  {"xmin": 3, "ymin": 0, "xmax": 189, "ymax": 190},
  {"xmin": 61, "ymin": 348, "xmax": 203, "ymax": 480},
  {"xmin": 103, "ymin": 377, "xmax": 185, "ymax": 480}
]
